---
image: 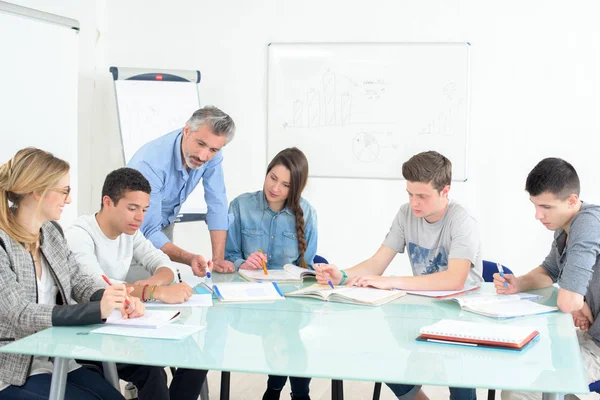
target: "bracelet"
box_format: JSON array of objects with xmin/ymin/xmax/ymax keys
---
[
  {"xmin": 142, "ymin": 284, "xmax": 149, "ymax": 302},
  {"xmin": 149, "ymin": 285, "xmax": 157, "ymax": 302},
  {"xmin": 340, "ymin": 270, "xmax": 348, "ymax": 285}
]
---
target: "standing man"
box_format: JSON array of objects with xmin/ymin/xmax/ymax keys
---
[{"xmin": 128, "ymin": 105, "xmax": 236, "ymax": 275}]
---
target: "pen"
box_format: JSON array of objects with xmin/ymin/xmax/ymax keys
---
[
  {"xmin": 206, "ymin": 261, "xmax": 212, "ymax": 279},
  {"xmin": 176, "ymin": 268, "xmax": 183, "ymax": 283},
  {"xmin": 497, "ymin": 263, "xmax": 508, "ymax": 287},
  {"xmin": 101, "ymin": 274, "xmax": 132, "ymax": 308},
  {"xmin": 259, "ymin": 249, "xmax": 268, "ymax": 275},
  {"xmin": 319, "ymin": 264, "xmax": 335, "ymax": 289}
]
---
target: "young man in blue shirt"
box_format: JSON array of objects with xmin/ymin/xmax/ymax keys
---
[{"xmin": 128, "ymin": 106, "xmax": 236, "ymax": 276}]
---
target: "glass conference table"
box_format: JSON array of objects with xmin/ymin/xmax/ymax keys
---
[{"xmin": 0, "ymin": 278, "xmax": 589, "ymax": 400}]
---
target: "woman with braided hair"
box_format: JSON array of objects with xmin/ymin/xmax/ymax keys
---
[
  {"xmin": 225, "ymin": 147, "xmax": 317, "ymax": 400},
  {"xmin": 0, "ymin": 147, "xmax": 144, "ymax": 400}
]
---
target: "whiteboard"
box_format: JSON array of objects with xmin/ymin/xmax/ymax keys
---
[
  {"xmin": 0, "ymin": 5, "xmax": 79, "ymax": 225},
  {"xmin": 111, "ymin": 68, "xmax": 206, "ymax": 214},
  {"xmin": 114, "ymin": 79, "xmax": 200, "ymax": 163},
  {"xmin": 267, "ymin": 43, "xmax": 471, "ymax": 181}
]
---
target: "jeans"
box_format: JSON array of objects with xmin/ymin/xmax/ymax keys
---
[
  {"xmin": 268, "ymin": 375, "xmax": 311, "ymax": 397},
  {"xmin": 0, "ymin": 366, "xmax": 124, "ymax": 400}
]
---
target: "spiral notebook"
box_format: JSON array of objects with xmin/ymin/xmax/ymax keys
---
[{"xmin": 417, "ymin": 319, "xmax": 540, "ymax": 350}]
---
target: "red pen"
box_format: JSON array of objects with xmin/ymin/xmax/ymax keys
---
[{"xmin": 101, "ymin": 274, "xmax": 131, "ymax": 309}]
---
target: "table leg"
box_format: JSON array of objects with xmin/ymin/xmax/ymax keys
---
[
  {"xmin": 102, "ymin": 362, "xmax": 120, "ymax": 390},
  {"xmin": 49, "ymin": 357, "xmax": 69, "ymax": 400},
  {"xmin": 332, "ymin": 379, "xmax": 344, "ymax": 400},
  {"xmin": 220, "ymin": 371, "xmax": 231, "ymax": 400},
  {"xmin": 542, "ymin": 393, "xmax": 564, "ymax": 400}
]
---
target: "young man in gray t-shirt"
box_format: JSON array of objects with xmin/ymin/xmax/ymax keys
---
[
  {"xmin": 497, "ymin": 158, "xmax": 600, "ymax": 400},
  {"xmin": 317, "ymin": 151, "xmax": 482, "ymax": 291},
  {"xmin": 317, "ymin": 151, "xmax": 481, "ymax": 400}
]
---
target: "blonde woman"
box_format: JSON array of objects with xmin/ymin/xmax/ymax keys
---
[{"xmin": 0, "ymin": 147, "xmax": 143, "ymax": 400}]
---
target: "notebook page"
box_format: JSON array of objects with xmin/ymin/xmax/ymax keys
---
[
  {"xmin": 336, "ymin": 287, "xmax": 404, "ymax": 303},
  {"xmin": 420, "ymin": 319, "xmax": 536, "ymax": 344},
  {"xmin": 284, "ymin": 264, "xmax": 316, "ymax": 279},
  {"xmin": 467, "ymin": 299, "xmax": 558, "ymax": 318},
  {"xmin": 144, "ymin": 294, "xmax": 213, "ymax": 308},
  {"xmin": 106, "ymin": 309, "xmax": 180, "ymax": 328},
  {"xmin": 91, "ymin": 324, "xmax": 204, "ymax": 340},
  {"xmin": 456, "ymin": 293, "xmax": 543, "ymax": 306},
  {"xmin": 286, "ymin": 284, "xmax": 341, "ymax": 298},
  {"xmin": 213, "ymin": 282, "xmax": 284, "ymax": 301},
  {"xmin": 239, "ymin": 269, "xmax": 297, "ymax": 282}
]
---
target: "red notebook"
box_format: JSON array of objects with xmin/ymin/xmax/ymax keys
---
[{"xmin": 417, "ymin": 319, "xmax": 540, "ymax": 350}]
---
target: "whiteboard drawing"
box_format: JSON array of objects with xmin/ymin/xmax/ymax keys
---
[{"xmin": 268, "ymin": 43, "xmax": 470, "ymax": 180}]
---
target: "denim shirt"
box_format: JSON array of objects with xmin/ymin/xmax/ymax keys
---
[{"xmin": 225, "ymin": 191, "xmax": 318, "ymax": 270}]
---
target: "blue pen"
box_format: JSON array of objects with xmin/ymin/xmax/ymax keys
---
[
  {"xmin": 319, "ymin": 264, "xmax": 335, "ymax": 289},
  {"xmin": 206, "ymin": 262, "xmax": 212, "ymax": 279},
  {"xmin": 497, "ymin": 262, "xmax": 508, "ymax": 287}
]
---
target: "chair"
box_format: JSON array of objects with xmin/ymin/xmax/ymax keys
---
[
  {"xmin": 482, "ymin": 260, "xmax": 513, "ymax": 400},
  {"xmin": 313, "ymin": 254, "xmax": 328, "ymax": 265},
  {"xmin": 482, "ymin": 260, "xmax": 514, "ymax": 283}
]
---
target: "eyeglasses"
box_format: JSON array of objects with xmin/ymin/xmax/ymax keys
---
[{"xmin": 49, "ymin": 186, "xmax": 71, "ymax": 200}]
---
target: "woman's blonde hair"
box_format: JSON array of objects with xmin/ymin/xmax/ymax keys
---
[{"xmin": 0, "ymin": 147, "xmax": 69, "ymax": 245}]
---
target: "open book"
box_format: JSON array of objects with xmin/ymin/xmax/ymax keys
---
[
  {"xmin": 105, "ymin": 309, "xmax": 181, "ymax": 328},
  {"xmin": 417, "ymin": 319, "xmax": 540, "ymax": 350},
  {"xmin": 448, "ymin": 293, "xmax": 558, "ymax": 318},
  {"xmin": 213, "ymin": 282, "xmax": 285, "ymax": 302},
  {"xmin": 404, "ymin": 284, "xmax": 480, "ymax": 298},
  {"xmin": 238, "ymin": 264, "xmax": 316, "ymax": 283},
  {"xmin": 286, "ymin": 284, "xmax": 406, "ymax": 306}
]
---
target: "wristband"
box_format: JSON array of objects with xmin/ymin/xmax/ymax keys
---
[
  {"xmin": 340, "ymin": 270, "xmax": 348, "ymax": 285},
  {"xmin": 142, "ymin": 284, "xmax": 149, "ymax": 302}
]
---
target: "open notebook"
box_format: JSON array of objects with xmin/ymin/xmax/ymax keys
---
[
  {"xmin": 105, "ymin": 309, "xmax": 180, "ymax": 328},
  {"xmin": 90, "ymin": 324, "xmax": 204, "ymax": 340},
  {"xmin": 238, "ymin": 264, "xmax": 316, "ymax": 283},
  {"xmin": 447, "ymin": 293, "xmax": 558, "ymax": 318},
  {"xmin": 144, "ymin": 294, "xmax": 213, "ymax": 308},
  {"xmin": 213, "ymin": 282, "xmax": 285, "ymax": 302},
  {"xmin": 417, "ymin": 319, "xmax": 540, "ymax": 350},
  {"xmin": 286, "ymin": 284, "xmax": 406, "ymax": 306}
]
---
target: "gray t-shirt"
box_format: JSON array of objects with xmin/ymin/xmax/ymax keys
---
[
  {"xmin": 541, "ymin": 202, "xmax": 600, "ymax": 344},
  {"xmin": 382, "ymin": 200, "xmax": 483, "ymax": 282}
]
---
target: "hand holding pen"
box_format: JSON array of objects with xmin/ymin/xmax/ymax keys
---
[
  {"xmin": 100, "ymin": 274, "xmax": 144, "ymax": 319},
  {"xmin": 314, "ymin": 264, "xmax": 336, "ymax": 288},
  {"xmin": 239, "ymin": 250, "xmax": 268, "ymax": 271},
  {"xmin": 493, "ymin": 264, "xmax": 519, "ymax": 295}
]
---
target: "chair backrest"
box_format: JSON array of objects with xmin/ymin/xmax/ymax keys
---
[
  {"xmin": 313, "ymin": 255, "xmax": 329, "ymax": 265},
  {"xmin": 482, "ymin": 260, "xmax": 514, "ymax": 283},
  {"xmin": 589, "ymin": 380, "xmax": 600, "ymax": 393}
]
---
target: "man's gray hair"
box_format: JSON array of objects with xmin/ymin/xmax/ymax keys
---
[{"xmin": 186, "ymin": 106, "xmax": 236, "ymax": 144}]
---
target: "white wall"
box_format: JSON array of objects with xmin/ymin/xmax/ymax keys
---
[{"xmin": 86, "ymin": 0, "xmax": 600, "ymax": 277}]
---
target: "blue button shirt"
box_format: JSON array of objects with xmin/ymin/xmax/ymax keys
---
[
  {"xmin": 127, "ymin": 129, "xmax": 229, "ymax": 249},
  {"xmin": 225, "ymin": 190, "xmax": 318, "ymax": 270}
]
